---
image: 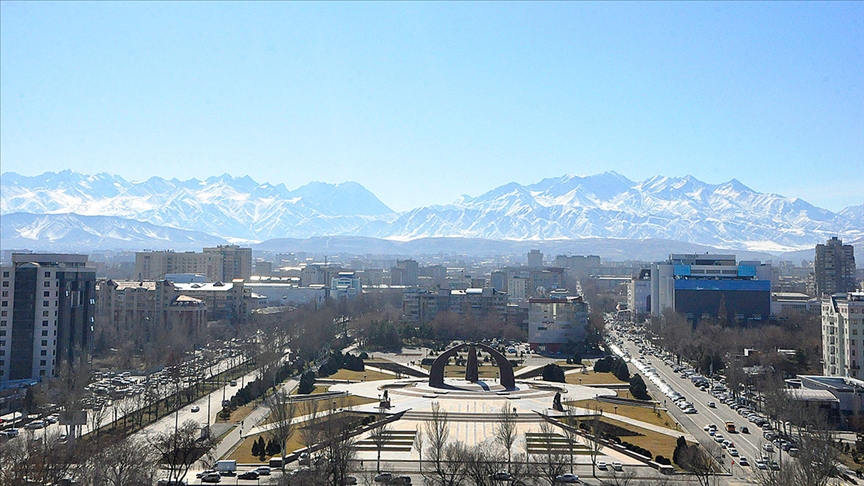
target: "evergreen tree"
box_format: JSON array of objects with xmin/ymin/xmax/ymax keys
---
[{"xmin": 629, "ymin": 374, "xmax": 649, "ymax": 400}]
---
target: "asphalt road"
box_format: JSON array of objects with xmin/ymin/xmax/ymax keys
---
[{"xmin": 611, "ymin": 328, "xmax": 780, "ymax": 483}]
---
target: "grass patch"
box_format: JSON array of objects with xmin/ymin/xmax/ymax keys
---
[
  {"xmin": 599, "ymin": 417, "xmax": 688, "ymax": 469},
  {"xmin": 328, "ymin": 368, "xmax": 393, "ymax": 382},
  {"xmin": 565, "ymin": 371, "xmax": 627, "ymax": 385},
  {"xmin": 565, "ymin": 399, "xmax": 675, "ymax": 430}
]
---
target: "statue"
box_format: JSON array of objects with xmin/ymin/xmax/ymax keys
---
[{"xmin": 553, "ymin": 391, "xmax": 564, "ymax": 412}]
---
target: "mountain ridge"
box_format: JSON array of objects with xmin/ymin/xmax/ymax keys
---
[{"xmin": 2, "ymin": 170, "xmax": 861, "ymax": 252}]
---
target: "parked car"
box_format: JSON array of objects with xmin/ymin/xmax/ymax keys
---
[
  {"xmin": 343, "ymin": 476, "xmax": 358, "ymax": 485},
  {"xmin": 612, "ymin": 462, "xmax": 623, "ymax": 471},
  {"xmin": 196, "ymin": 470, "xmax": 217, "ymax": 479},
  {"xmin": 253, "ymin": 466, "xmax": 271, "ymax": 476},
  {"xmin": 237, "ymin": 471, "xmax": 259, "ymax": 480},
  {"xmin": 375, "ymin": 472, "xmax": 393, "ymax": 483},
  {"xmin": 597, "ymin": 461, "xmax": 607, "ymax": 470},
  {"xmin": 555, "ymin": 474, "xmax": 581, "ymax": 483},
  {"xmin": 389, "ymin": 476, "xmax": 411, "ymax": 485},
  {"xmin": 490, "ymin": 471, "xmax": 512, "ymax": 480}
]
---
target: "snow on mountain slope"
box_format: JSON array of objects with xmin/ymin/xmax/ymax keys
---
[
  {"xmin": 1, "ymin": 170, "xmax": 860, "ymax": 251},
  {"xmin": 1, "ymin": 171, "xmax": 395, "ymax": 240},
  {"xmin": 1, "ymin": 212, "xmax": 226, "ymax": 251}
]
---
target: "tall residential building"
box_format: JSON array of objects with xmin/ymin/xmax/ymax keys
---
[
  {"xmin": 815, "ymin": 237, "xmax": 857, "ymax": 297},
  {"xmin": 391, "ymin": 260, "xmax": 419, "ymax": 286},
  {"xmin": 1, "ymin": 254, "xmax": 96, "ymax": 383},
  {"xmin": 822, "ymin": 292, "xmax": 864, "ymax": 378},
  {"xmin": 203, "ymin": 245, "xmax": 253, "ymax": 282}
]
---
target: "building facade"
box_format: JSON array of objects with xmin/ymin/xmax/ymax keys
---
[
  {"xmin": 203, "ymin": 245, "xmax": 253, "ymax": 282},
  {"xmin": 815, "ymin": 237, "xmax": 857, "ymax": 297},
  {"xmin": 822, "ymin": 292, "xmax": 864, "ymax": 378},
  {"xmin": 1, "ymin": 254, "xmax": 96, "ymax": 383},
  {"xmin": 528, "ymin": 293, "xmax": 589, "ymax": 354},
  {"xmin": 95, "ymin": 279, "xmax": 207, "ymax": 340},
  {"xmin": 649, "ymin": 254, "xmax": 772, "ymax": 324}
]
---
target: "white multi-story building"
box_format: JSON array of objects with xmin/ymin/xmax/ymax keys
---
[
  {"xmin": 822, "ymin": 292, "xmax": 864, "ymax": 378},
  {"xmin": 528, "ymin": 292, "xmax": 588, "ymax": 354}
]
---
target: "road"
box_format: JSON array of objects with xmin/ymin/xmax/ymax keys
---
[{"xmin": 611, "ymin": 328, "xmax": 774, "ymax": 484}]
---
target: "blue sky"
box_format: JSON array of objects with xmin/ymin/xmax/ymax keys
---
[{"xmin": 1, "ymin": 2, "xmax": 862, "ymax": 212}]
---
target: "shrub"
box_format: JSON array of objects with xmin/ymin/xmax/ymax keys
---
[
  {"xmin": 542, "ymin": 363, "xmax": 566, "ymax": 383},
  {"xmin": 298, "ymin": 370, "xmax": 316, "ymax": 394}
]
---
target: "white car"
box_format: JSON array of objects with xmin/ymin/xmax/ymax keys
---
[
  {"xmin": 597, "ymin": 461, "xmax": 607, "ymax": 470},
  {"xmin": 612, "ymin": 462, "xmax": 623, "ymax": 471},
  {"xmin": 190, "ymin": 405, "xmax": 200, "ymax": 413},
  {"xmin": 555, "ymin": 474, "xmax": 581, "ymax": 484}
]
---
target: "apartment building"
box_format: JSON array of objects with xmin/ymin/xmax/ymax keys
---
[
  {"xmin": 815, "ymin": 237, "xmax": 857, "ymax": 297},
  {"xmin": 1, "ymin": 254, "xmax": 96, "ymax": 383},
  {"xmin": 822, "ymin": 292, "xmax": 864, "ymax": 378}
]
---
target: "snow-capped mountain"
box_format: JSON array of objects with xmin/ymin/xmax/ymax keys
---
[
  {"xmin": 1, "ymin": 212, "xmax": 227, "ymax": 251},
  {"xmin": 2, "ymin": 170, "xmax": 861, "ymax": 252},
  {"xmin": 380, "ymin": 173, "xmax": 863, "ymax": 251},
  {"xmin": 1, "ymin": 170, "xmax": 396, "ymax": 241}
]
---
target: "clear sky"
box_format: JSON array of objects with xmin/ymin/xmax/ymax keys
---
[{"xmin": 1, "ymin": 2, "xmax": 862, "ymax": 212}]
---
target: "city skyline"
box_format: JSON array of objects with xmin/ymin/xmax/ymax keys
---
[{"xmin": 1, "ymin": 2, "xmax": 862, "ymax": 213}]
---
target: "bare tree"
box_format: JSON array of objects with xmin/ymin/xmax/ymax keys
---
[
  {"xmin": 299, "ymin": 398, "xmax": 321, "ymax": 461},
  {"xmin": 530, "ymin": 420, "xmax": 569, "ymax": 486},
  {"xmin": 678, "ymin": 441, "xmax": 719, "ymax": 486},
  {"xmin": 83, "ymin": 436, "xmax": 158, "ymax": 486},
  {"xmin": 587, "ymin": 412, "xmax": 605, "ymax": 479},
  {"xmin": 424, "ymin": 401, "xmax": 467, "ymax": 486},
  {"xmin": 319, "ymin": 400, "xmax": 357, "ymax": 486},
  {"xmin": 494, "ymin": 404, "xmax": 518, "ymax": 473},
  {"xmin": 0, "ymin": 429, "xmax": 84, "ymax": 485},
  {"xmin": 148, "ymin": 419, "xmax": 214, "ymax": 484},
  {"xmin": 600, "ymin": 468, "xmax": 638, "ymax": 486},
  {"xmin": 414, "ymin": 425, "xmax": 425, "ymax": 476},
  {"xmin": 266, "ymin": 390, "xmax": 297, "ymax": 472},
  {"xmin": 370, "ymin": 416, "xmax": 391, "ymax": 473},
  {"xmin": 87, "ymin": 402, "xmax": 110, "ymax": 436},
  {"xmin": 464, "ymin": 442, "xmax": 502, "ymax": 486}
]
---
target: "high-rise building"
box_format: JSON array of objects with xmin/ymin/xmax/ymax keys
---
[
  {"xmin": 822, "ymin": 292, "xmax": 864, "ymax": 378},
  {"xmin": 527, "ymin": 250, "xmax": 544, "ymax": 270},
  {"xmin": 815, "ymin": 237, "xmax": 857, "ymax": 297},
  {"xmin": 203, "ymin": 245, "xmax": 252, "ymax": 282},
  {"xmin": 1, "ymin": 254, "xmax": 96, "ymax": 383}
]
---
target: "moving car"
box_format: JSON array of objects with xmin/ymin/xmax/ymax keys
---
[
  {"xmin": 191, "ymin": 405, "xmax": 200, "ymax": 413},
  {"xmin": 375, "ymin": 472, "xmax": 393, "ymax": 483},
  {"xmin": 200, "ymin": 473, "xmax": 221, "ymax": 483},
  {"xmin": 612, "ymin": 462, "xmax": 623, "ymax": 471},
  {"xmin": 253, "ymin": 466, "xmax": 271, "ymax": 476},
  {"xmin": 237, "ymin": 471, "xmax": 259, "ymax": 480},
  {"xmin": 490, "ymin": 471, "xmax": 512, "ymax": 480}
]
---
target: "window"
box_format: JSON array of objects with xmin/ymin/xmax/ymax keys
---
[
  {"xmin": 40, "ymin": 350, "xmax": 46, "ymax": 356},
  {"xmin": 2, "ymin": 271, "xmax": 8, "ymax": 277},
  {"xmin": 43, "ymin": 311, "xmax": 49, "ymax": 317},
  {"xmin": 44, "ymin": 291, "xmax": 50, "ymax": 297},
  {"xmin": 43, "ymin": 301, "xmax": 49, "ymax": 307},
  {"xmin": 41, "ymin": 330, "xmax": 48, "ymax": 337},
  {"xmin": 39, "ymin": 370, "xmax": 45, "ymax": 376},
  {"xmin": 44, "ymin": 281, "xmax": 51, "ymax": 287},
  {"xmin": 42, "ymin": 320, "xmax": 48, "ymax": 326},
  {"xmin": 1, "ymin": 282, "xmax": 7, "ymax": 287},
  {"xmin": 44, "ymin": 272, "xmax": 51, "ymax": 278},
  {"xmin": 1, "ymin": 311, "xmax": 6, "ymax": 316},
  {"xmin": 1, "ymin": 301, "xmax": 6, "ymax": 307},
  {"xmin": 1, "ymin": 291, "xmax": 6, "ymax": 297},
  {"xmin": 0, "ymin": 321, "xmax": 4, "ymax": 326},
  {"xmin": 0, "ymin": 331, "xmax": 5, "ymax": 336},
  {"xmin": 41, "ymin": 340, "xmax": 47, "ymax": 346},
  {"xmin": 0, "ymin": 350, "xmax": 4, "ymax": 356},
  {"xmin": 0, "ymin": 341, "xmax": 5, "ymax": 346}
]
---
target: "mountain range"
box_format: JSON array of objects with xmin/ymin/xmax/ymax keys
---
[{"xmin": 2, "ymin": 170, "xmax": 861, "ymax": 255}]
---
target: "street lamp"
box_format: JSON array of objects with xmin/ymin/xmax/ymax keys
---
[{"xmin": 614, "ymin": 405, "xmax": 618, "ymax": 415}]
